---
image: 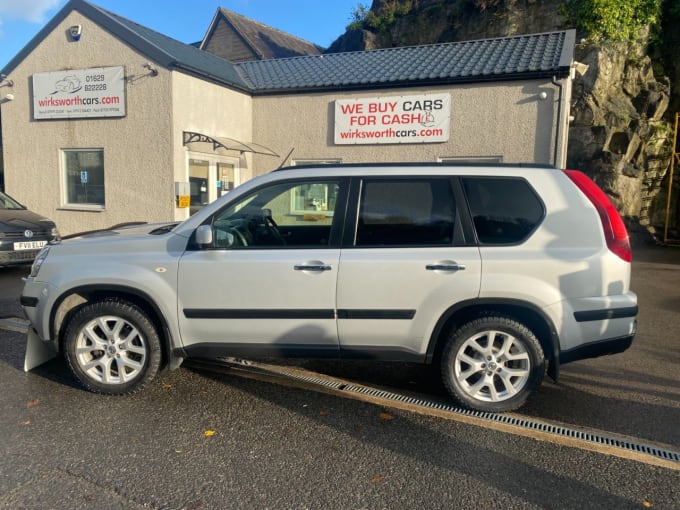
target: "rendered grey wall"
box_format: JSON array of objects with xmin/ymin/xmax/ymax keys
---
[{"xmin": 251, "ymin": 80, "xmax": 563, "ymax": 173}]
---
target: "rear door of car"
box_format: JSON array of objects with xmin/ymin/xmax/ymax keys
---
[{"xmin": 336, "ymin": 175, "xmax": 482, "ymax": 360}]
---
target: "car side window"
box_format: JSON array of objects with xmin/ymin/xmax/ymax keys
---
[
  {"xmin": 462, "ymin": 176, "xmax": 545, "ymax": 244},
  {"xmin": 355, "ymin": 178, "xmax": 457, "ymax": 247},
  {"xmin": 211, "ymin": 179, "xmax": 343, "ymax": 249}
]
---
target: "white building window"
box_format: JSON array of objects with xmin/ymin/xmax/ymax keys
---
[
  {"xmin": 289, "ymin": 160, "xmax": 341, "ymax": 215},
  {"xmin": 62, "ymin": 149, "xmax": 105, "ymax": 208}
]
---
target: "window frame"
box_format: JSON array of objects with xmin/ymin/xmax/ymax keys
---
[
  {"xmin": 60, "ymin": 148, "xmax": 105, "ymax": 210},
  {"xmin": 190, "ymin": 176, "xmax": 350, "ymax": 251},
  {"xmin": 289, "ymin": 160, "xmax": 342, "ymax": 216},
  {"xmin": 344, "ymin": 176, "xmax": 472, "ymax": 249},
  {"xmin": 461, "ymin": 175, "xmax": 546, "ymax": 246}
]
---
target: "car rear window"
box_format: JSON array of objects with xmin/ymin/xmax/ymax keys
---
[{"xmin": 462, "ymin": 177, "xmax": 544, "ymax": 245}]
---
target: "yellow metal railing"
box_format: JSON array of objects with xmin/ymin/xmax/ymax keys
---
[{"xmin": 664, "ymin": 112, "xmax": 680, "ymax": 245}]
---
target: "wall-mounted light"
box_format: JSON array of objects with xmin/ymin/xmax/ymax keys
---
[
  {"xmin": 69, "ymin": 25, "xmax": 82, "ymax": 41},
  {"xmin": 0, "ymin": 94, "xmax": 14, "ymax": 104},
  {"xmin": 539, "ymin": 91, "xmax": 548, "ymax": 100},
  {"xmin": 142, "ymin": 62, "xmax": 158, "ymax": 76}
]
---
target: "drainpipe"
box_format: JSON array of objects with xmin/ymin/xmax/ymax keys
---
[{"xmin": 551, "ymin": 75, "xmax": 564, "ymax": 167}]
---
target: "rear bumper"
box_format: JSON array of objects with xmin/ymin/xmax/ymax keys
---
[{"xmin": 560, "ymin": 321, "xmax": 636, "ymax": 364}]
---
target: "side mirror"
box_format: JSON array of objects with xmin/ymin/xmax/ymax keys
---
[{"xmin": 195, "ymin": 225, "xmax": 213, "ymax": 247}]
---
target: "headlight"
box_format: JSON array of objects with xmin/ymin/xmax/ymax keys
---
[{"xmin": 30, "ymin": 246, "xmax": 51, "ymax": 278}]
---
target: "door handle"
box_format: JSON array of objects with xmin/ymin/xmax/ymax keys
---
[
  {"xmin": 294, "ymin": 262, "xmax": 332, "ymax": 272},
  {"xmin": 426, "ymin": 262, "xmax": 466, "ymax": 271}
]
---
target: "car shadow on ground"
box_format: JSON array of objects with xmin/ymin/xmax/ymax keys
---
[
  {"xmin": 187, "ymin": 354, "xmax": 680, "ymax": 449},
  {"xmin": 188, "ymin": 365, "xmax": 647, "ymax": 509},
  {"xmin": 0, "ymin": 329, "xmax": 82, "ymax": 390}
]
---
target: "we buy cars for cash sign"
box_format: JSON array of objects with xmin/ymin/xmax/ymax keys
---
[{"xmin": 334, "ymin": 93, "xmax": 450, "ymax": 144}]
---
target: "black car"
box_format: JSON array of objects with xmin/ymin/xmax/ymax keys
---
[{"xmin": 0, "ymin": 191, "xmax": 60, "ymax": 267}]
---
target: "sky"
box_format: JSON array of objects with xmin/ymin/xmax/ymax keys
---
[{"xmin": 0, "ymin": 0, "xmax": 361, "ymax": 70}]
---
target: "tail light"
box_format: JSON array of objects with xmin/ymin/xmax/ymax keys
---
[{"xmin": 563, "ymin": 169, "xmax": 632, "ymax": 262}]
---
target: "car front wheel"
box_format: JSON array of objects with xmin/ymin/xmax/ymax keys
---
[
  {"xmin": 441, "ymin": 315, "xmax": 545, "ymax": 412},
  {"xmin": 64, "ymin": 299, "xmax": 161, "ymax": 395}
]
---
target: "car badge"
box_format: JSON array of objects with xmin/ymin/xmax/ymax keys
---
[{"xmin": 24, "ymin": 230, "xmax": 34, "ymax": 239}]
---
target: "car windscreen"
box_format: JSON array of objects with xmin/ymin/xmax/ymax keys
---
[{"xmin": 0, "ymin": 191, "xmax": 25, "ymax": 210}]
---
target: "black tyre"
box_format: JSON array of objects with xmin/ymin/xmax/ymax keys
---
[
  {"xmin": 64, "ymin": 299, "xmax": 162, "ymax": 395},
  {"xmin": 441, "ymin": 315, "xmax": 545, "ymax": 412}
]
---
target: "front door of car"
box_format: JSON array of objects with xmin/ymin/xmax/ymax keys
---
[
  {"xmin": 336, "ymin": 176, "xmax": 482, "ymax": 360},
  {"xmin": 177, "ymin": 177, "xmax": 348, "ymax": 358}
]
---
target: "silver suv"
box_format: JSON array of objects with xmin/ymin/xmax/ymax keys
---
[{"xmin": 21, "ymin": 163, "xmax": 637, "ymax": 412}]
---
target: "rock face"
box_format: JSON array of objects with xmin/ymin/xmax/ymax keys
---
[
  {"xmin": 327, "ymin": 0, "xmax": 678, "ymax": 241},
  {"xmin": 568, "ymin": 36, "xmax": 673, "ymax": 234}
]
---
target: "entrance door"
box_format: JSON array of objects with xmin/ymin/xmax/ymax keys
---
[
  {"xmin": 189, "ymin": 158, "xmax": 209, "ymax": 215},
  {"xmin": 187, "ymin": 154, "xmax": 240, "ymax": 215}
]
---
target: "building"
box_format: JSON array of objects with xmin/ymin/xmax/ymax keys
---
[{"xmin": 0, "ymin": 0, "xmax": 575, "ymax": 235}]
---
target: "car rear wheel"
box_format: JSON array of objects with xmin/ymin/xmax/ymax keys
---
[
  {"xmin": 64, "ymin": 299, "xmax": 161, "ymax": 395},
  {"xmin": 441, "ymin": 315, "xmax": 544, "ymax": 412}
]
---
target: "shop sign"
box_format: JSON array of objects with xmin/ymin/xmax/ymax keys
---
[
  {"xmin": 32, "ymin": 66, "xmax": 126, "ymax": 119},
  {"xmin": 334, "ymin": 93, "xmax": 450, "ymax": 145}
]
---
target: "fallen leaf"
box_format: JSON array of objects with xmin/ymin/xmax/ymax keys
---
[
  {"xmin": 642, "ymin": 501, "xmax": 653, "ymax": 508},
  {"xmin": 163, "ymin": 383, "xmax": 173, "ymax": 389},
  {"xmin": 379, "ymin": 412, "xmax": 394, "ymax": 421},
  {"xmin": 371, "ymin": 475, "xmax": 385, "ymax": 483},
  {"xmin": 25, "ymin": 399, "xmax": 40, "ymax": 408},
  {"xmin": 203, "ymin": 430, "xmax": 216, "ymax": 437},
  {"xmin": 19, "ymin": 420, "xmax": 31, "ymax": 426},
  {"xmin": 175, "ymin": 449, "xmax": 184, "ymax": 454},
  {"xmin": 319, "ymin": 410, "xmax": 329, "ymax": 417}
]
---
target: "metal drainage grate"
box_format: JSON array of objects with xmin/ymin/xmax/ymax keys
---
[{"xmin": 220, "ymin": 358, "xmax": 680, "ymax": 466}]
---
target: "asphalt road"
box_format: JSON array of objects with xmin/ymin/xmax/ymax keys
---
[{"xmin": 0, "ymin": 246, "xmax": 679, "ymax": 509}]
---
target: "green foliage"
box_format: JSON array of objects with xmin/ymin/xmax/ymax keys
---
[
  {"xmin": 560, "ymin": 0, "xmax": 663, "ymax": 42},
  {"xmin": 348, "ymin": 1, "xmax": 414, "ymax": 33},
  {"xmin": 348, "ymin": 3, "xmax": 371, "ymax": 31}
]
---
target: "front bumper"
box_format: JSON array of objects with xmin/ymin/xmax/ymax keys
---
[{"xmin": 0, "ymin": 248, "xmax": 42, "ymax": 266}]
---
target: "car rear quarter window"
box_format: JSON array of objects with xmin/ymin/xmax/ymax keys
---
[{"xmin": 462, "ymin": 177, "xmax": 544, "ymax": 245}]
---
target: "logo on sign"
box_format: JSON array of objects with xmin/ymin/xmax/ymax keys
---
[{"xmin": 53, "ymin": 75, "xmax": 82, "ymax": 94}]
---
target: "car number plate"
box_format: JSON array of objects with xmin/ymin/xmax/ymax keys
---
[{"xmin": 13, "ymin": 240, "xmax": 47, "ymax": 251}]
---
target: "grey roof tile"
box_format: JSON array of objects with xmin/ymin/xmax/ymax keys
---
[{"xmin": 234, "ymin": 30, "xmax": 574, "ymax": 93}]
